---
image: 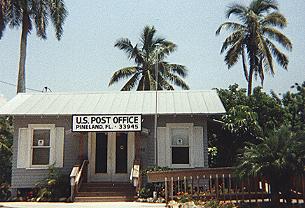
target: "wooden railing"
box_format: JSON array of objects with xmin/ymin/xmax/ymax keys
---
[
  {"xmin": 147, "ymin": 167, "xmax": 305, "ymax": 205},
  {"xmin": 69, "ymin": 160, "xmax": 89, "ymax": 201}
]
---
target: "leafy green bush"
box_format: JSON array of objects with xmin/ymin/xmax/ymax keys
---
[
  {"xmin": 0, "ymin": 183, "xmax": 11, "ymax": 201},
  {"xmin": 35, "ymin": 165, "xmax": 69, "ymax": 201}
]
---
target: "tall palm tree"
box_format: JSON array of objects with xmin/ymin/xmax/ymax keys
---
[
  {"xmin": 109, "ymin": 26, "xmax": 189, "ymax": 91},
  {"xmin": 216, "ymin": 0, "xmax": 292, "ymax": 96},
  {"xmin": 0, "ymin": 0, "xmax": 67, "ymax": 93}
]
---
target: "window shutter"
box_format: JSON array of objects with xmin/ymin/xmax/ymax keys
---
[
  {"xmin": 54, "ymin": 127, "xmax": 65, "ymax": 168},
  {"xmin": 157, "ymin": 127, "xmax": 166, "ymax": 167},
  {"xmin": 193, "ymin": 126, "xmax": 204, "ymax": 167},
  {"xmin": 17, "ymin": 128, "xmax": 30, "ymax": 168}
]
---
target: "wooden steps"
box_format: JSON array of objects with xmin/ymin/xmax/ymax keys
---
[{"xmin": 75, "ymin": 182, "xmax": 137, "ymax": 202}]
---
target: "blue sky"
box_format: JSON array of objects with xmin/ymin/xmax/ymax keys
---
[{"xmin": 0, "ymin": 0, "xmax": 304, "ymax": 99}]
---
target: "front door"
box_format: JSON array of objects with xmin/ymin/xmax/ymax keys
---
[{"xmin": 88, "ymin": 132, "xmax": 135, "ymax": 182}]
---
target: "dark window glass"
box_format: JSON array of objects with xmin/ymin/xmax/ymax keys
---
[
  {"xmin": 32, "ymin": 129, "xmax": 51, "ymax": 165},
  {"xmin": 172, "ymin": 147, "xmax": 189, "ymax": 164},
  {"xmin": 32, "ymin": 148, "xmax": 50, "ymax": 165}
]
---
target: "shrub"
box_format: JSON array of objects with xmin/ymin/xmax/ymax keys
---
[{"xmin": 35, "ymin": 165, "xmax": 69, "ymax": 201}]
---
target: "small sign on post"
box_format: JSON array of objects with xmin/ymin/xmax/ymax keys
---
[{"xmin": 72, "ymin": 114, "xmax": 142, "ymax": 132}]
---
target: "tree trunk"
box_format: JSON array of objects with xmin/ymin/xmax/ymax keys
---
[
  {"xmin": 247, "ymin": 66, "xmax": 254, "ymax": 96},
  {"xmin": 241, "ymin": 48, "xmax": 249, "ymax": 82},
  {"xmin": 17, "ymin": 17, "xmax": 28, "ymax": 94}
]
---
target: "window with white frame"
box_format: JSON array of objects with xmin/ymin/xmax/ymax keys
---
[
  {"xmin": 29, "ymin": 124, "xmax": 55, "ymax": 167},
  {"xmin": 171, "ymin": 127, "xmax": 190, "ymax": 164},
  {"xmin": 32, "ymin": 129, "xmax": 51, "ymax": 165}
]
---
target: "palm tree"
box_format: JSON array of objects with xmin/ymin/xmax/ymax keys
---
[
  {"xmin": 0, "ymin": 0, "xmax": 67, "ymax": 93},
  {"xmin": 237, "ymin": 127, "xmax": 305, "ymax": 206},
  {"xmin": 216, "ymin": 0, "xmax": 292, "ymax": 96},
  {"xmin": 109, "ymin": 26, "xmax": 189, "ymax": 91}
]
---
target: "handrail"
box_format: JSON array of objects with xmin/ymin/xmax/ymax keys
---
[
  {"xmin": 69, "ymin": 160, "xmax": 89, "ymax": 201},
  {"xmin": 147, "ymin": 167, "xmax": 234, "ymax": 183}
]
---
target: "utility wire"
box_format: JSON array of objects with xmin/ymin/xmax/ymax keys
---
[{"xmin": 0, "ymin": 80, "xmax": 43, "ymax": 92}]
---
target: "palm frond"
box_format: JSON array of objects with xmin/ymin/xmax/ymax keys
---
[
  {"xmin": 224, "ymin": 38, "xmax": 243, "ymax": 68},
  {"xmin": 258, "ymin": 34, "xmax": 274, "ymax": 75},
  {"xmin": 158, "ymin": 75, "xmax": 174, "ymax": 90},
  {"xmin": 220, "ymin": 30, "xmax": 244, "ymax": 53},
  {"xmin": 7, "ymin": 0, "xmax": 22, "ymax": 28},
  {"xmin": 108, "ymin": 66, "xmax": 137, "ymax": 86},
  {"xmin": 262, "ymin": 27, "xmax": 292, "ymax": 50},
  {"xmin": 48, "ymin": 0, "xmax": 67, "ymax": 40},
  {"xmin": 33, "ymin": 0, "xmax": 48, "ymax": 39},
  {"xmin": 216, "ymin": 22, "xmax": 245, "ymax": 35},
  {"xmin": 114, "ymin": 38, "xmax": 134, "ymax": 57},
  {"xmin": 261, "ymin": 12, "xmax": 287, "ymax": 28},
  {"xmin": 250, "ymin": 0, "xmax": 278, "ymax": 15},
  {"xmin": 161, "ymin": 62, "xmax": 188, "ymax": 78},
  {"xmin": 121, "ymin": 73, "xmax": 140, "ymax": 91},
  {"xmin": 266, "ymin": 39, "xmax": 289, "ymax": 69},
  {"xmin": 163, "ymin": 71, "xmax": 189, "ymax": 90},
  {"xmin": 226, "ymin": 3, "xmax": 247, "ymax": 19}
]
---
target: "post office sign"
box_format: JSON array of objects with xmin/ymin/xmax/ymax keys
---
[{"xmin": 72, "ymin": 114, "xmax": 142, "ymax": 132}]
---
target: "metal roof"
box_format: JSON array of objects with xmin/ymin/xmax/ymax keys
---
[{"xmin": 0, "ymin": 90, "xmax": 226, "ymax": 116}]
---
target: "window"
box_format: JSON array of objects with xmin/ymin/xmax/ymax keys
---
[
  {"xmin": 32, "ymin": 129, "xmax": 51, "ymax": 165},
  {"xmin": 29, "ymin": 124, "xmax": 55, "ymax": 167},
  {"xmin": 171, "ymin": 128, "xmax": 190, "ymax": 164}
]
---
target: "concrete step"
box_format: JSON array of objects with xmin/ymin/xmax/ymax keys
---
[
  {"xmin": 76, "ymin": 182, "xmax": 137, "ymax": 202},
  {"xmin": 82, "ymin": 182, "xmax": 133, "ymax": 187},
  {"xmin": 80, "ymin": 186, "xmax": 135, "ymax": 192},
  {"xmin": 77, "ymin": 191, "xmax": 136, "ymax": 197},
  {"xmin": 74, "ymin": 196, "xmax": 137, "ymax": 202}
]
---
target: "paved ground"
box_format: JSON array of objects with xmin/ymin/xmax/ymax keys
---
[{"xmin": 0, "ymin": 202, "xmax": 166, "ymax": 208}]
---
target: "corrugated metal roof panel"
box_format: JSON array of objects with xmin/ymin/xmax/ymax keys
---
[{"xmin": 0, "ymin": 90, "xmax": 226, "ymax": 116}]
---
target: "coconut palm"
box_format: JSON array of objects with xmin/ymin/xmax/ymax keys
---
[
  {"xmin": 109, "ymin": 26, "xmax": 189, "ymax": 91},
  {"xmin": 0, "ymin": 0, "xmax": 67, "ymax": 93},
  {"xmin": 216, "ymin": 0, "xmax": 292, "ymax": 96},
  {"xmin": 237, "ymin": 127, "xmax": 305, "ymax": 206}
]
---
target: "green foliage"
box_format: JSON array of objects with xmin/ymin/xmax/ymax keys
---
[
  {"xmin": 282, "ymin": 82, "xmax": 305, "ymax": 132},
  {"xmin": 210, "ymin": 84, "xmax": 290, "ymax": 167},
  {"xmin": 141, "ymin": 166, "xmax": 172, "ymax": 176},
  {"xmin": 109, "ymin": 25, "xmax": 189, "ymax": 91},
  {"xmin": 202, "ymin": 200, "xmax": 235, "ymax": 208},
  {"xmin": 237, "ymin": 126, "xmax": 305, "ymax": 204},
  {"xmin": 0, "ymin": 117, "xmax": 13, "ymax": 187},
  {"xmin": 35, "ymin": 165, "xmax": 69, "ymax": 201},
  {"xmin": 216, "ymin": 0, "xmax": 292, "ymax": 95}
]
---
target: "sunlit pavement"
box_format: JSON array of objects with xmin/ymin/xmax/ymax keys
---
[{"xmin": 0, "ymin": 202, "xmax": 166, "ymax": 208}]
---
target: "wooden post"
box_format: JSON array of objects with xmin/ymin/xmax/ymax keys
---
[
  {"xmin": 255, "ymin": 177, "xmax": 258, "ymax": 205},
  {"xmin": 216, "ymin": 174, "xmax": 219, "ymax": 200},
  {"xmin": 170, "ymin": 177, "xmax": 174, "ymax": 200},
  {"xmin": 241, "ymin": 179, "xmax": 245, "ymax": 202},
  {"xmin": 302, "ymin": 173, "xmax": 305, "ymax": 205},
  {"xmin": 177, "ymin": 177, "xmax": 180, "ymax": 193},
  {"xmin": 165, "ymin": 177, "xmax": 168, "ymax": 202},
  {"xmin": 184, "ymin": 176, "xmax": 187, "ymax": 193},
  {"xmin": 196, "ymin": 176, "xmax": 200, "ymax": 194},
  {"xmin": 228, "ymin": 174, "xmax": 232, "ymax": 202},
  {"xmin": 222, "ymin": 174, "xmax": 225, "ymax": 201},
  {"xmin": 190, "ymin": 176, "xmax": 193, "ymax": 195}
]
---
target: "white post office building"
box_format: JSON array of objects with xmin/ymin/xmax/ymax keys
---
[{"xmin": 0, "ymin": 90, "xmax": 225, "ymax": 201}]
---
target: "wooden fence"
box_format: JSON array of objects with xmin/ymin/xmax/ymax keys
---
[{"xmin": 147, "ymin": 167, "xmax": 305, "ymax": 205}]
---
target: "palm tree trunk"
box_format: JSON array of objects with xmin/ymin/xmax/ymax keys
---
[
  {"xmin": 17, "ymin": 17, "xmax": 29, "ymax": 94},
  {"xmin": 241, "ymin": 48, "xmax": 249, "ymax": 82},
  {"xmin": 247, "ymin": 65, "xmax": 254, "ymax": 96}
]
